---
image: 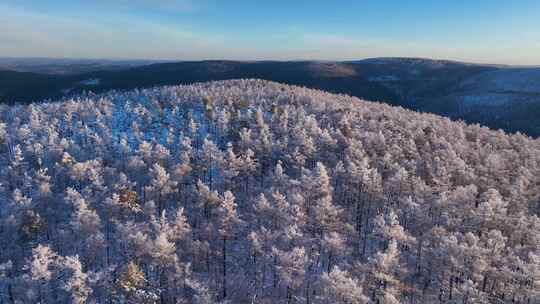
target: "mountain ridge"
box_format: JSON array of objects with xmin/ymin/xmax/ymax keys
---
[{"xmin": 1, "ymin": 58, "xmax": 540, "ymax": 137}]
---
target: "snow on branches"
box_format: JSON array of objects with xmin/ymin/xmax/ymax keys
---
[{"xmin": 0, "ymin": 79, "xmax": 539, "ymax": 303}]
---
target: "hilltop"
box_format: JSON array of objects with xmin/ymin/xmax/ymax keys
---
[
  {"xmin": 0, "ymin": 80, "xmax": 539, "ymax": 303},
  {"xmin": 2, "ymin": 58, "xmax": 540, "ymax": 137}
]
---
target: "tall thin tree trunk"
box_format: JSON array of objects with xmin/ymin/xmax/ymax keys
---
[
  {"xmin": 222, "ymin": 237, "xmax": 227, "ymax": 299},
  {"xmin": 362, "ymin": 197, "xmax": 371, "ymax": 258}
]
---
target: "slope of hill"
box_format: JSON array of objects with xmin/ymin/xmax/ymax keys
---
[
  {"xmin": 0, "ymin": 80, "xmax": 539, "ymax": 303},
  {"xmin": 352, "ymin": 57, "xmax": 497, "ymax": 102},
  {"xmin": 0, "ymin": 60, "xmax": 401, "ymax": 104},
  {"xmin": 0, "ymin": 70, "xmax": 65, "ymax": 104},
  {"xmin": 352, "ymin": 58, "xmax": 540, "ymax": 135},
  {"xmin": 74, "ymin": 60, "xmax": 402, "ymax": 105}
]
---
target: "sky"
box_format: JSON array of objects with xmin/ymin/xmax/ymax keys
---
[{"xmin": 1, "ymin": 0, "xmax": 540, "ymax": 65}]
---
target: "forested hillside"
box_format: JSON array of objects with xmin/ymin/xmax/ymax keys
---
[
  {"xmin": 3, "ymin": 59, "xmax": 540, "ymax": 137},
  {"xmin": 0, "ymin": 80, "xmax": 539, "ymax": 303}
]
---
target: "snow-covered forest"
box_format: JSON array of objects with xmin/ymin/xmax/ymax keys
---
[{"xmin": 0, "ymin": 79, "xmax": 539, "ymax": 303}]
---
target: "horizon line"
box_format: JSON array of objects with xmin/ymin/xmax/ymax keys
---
[{"xmin": 1, "ymin": 55, "xmax": 539, "ymax": 68}]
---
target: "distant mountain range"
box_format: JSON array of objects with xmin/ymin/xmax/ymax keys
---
[
  {"xmin": 0, "ymin": 57, "xmax": 165, "ymax": 75},
  {"xmin": 1, "ymin": 57, "xmax": 539, "ymax": 137}
]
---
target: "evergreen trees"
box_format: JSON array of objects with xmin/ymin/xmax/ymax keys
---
[{"xmin": 0, "ymin": 79, "xmax": 539, "ymax": 303}]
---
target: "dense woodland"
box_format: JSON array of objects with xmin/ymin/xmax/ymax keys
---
[{"xmin": 0, "ymin": 79, "xmax": 539, "ymax": 303}]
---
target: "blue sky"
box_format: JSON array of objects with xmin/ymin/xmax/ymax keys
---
[{"xmin": 1, "ymin": 0, "xmax": 539, "ymax": 64}]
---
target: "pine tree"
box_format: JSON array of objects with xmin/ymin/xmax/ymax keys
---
[
  {"xmin": 217, "ymin": 190, "xmax": 241, "ymax": 299},
  {"xmin": 116, "ymin": 261, "xmax": 159, "ymax": 303},
  {"xmin": 368, "ymin": 240, "xmax": 402, "ymax": 303},
  {"xmin": 145, "ymin": 163, "xmax": 177, "ymax": 216},
  {"xmin": 319, "ymin": 266, "xmax": 368, "ymax": 304},
  {"xmin": 26, "ymin": 245, "xmax": 57, "ymax": 303},
  {"xmin": 273, "ymin": 246, "xmax": 307, "ymax": 303},
  {"xmin": 58, "ymin": 255, "xmax": 91, "ymax": 304}
]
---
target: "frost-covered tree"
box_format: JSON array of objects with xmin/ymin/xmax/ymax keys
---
[
  {"xmin": 25, "ymin": 245, "xmax": 57, "ymax": 303},
  {"xmin": 145, "ymin": 163, "xmax": 177, "ymax": 215},
  {"xmin": 318, "ymin": 266, "xmax": 368, "ymax": 304}
]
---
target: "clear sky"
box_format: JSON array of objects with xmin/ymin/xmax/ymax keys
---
[{"xmin": 1, "ymin": 0, "xmax": 539, "ymax": 64}]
